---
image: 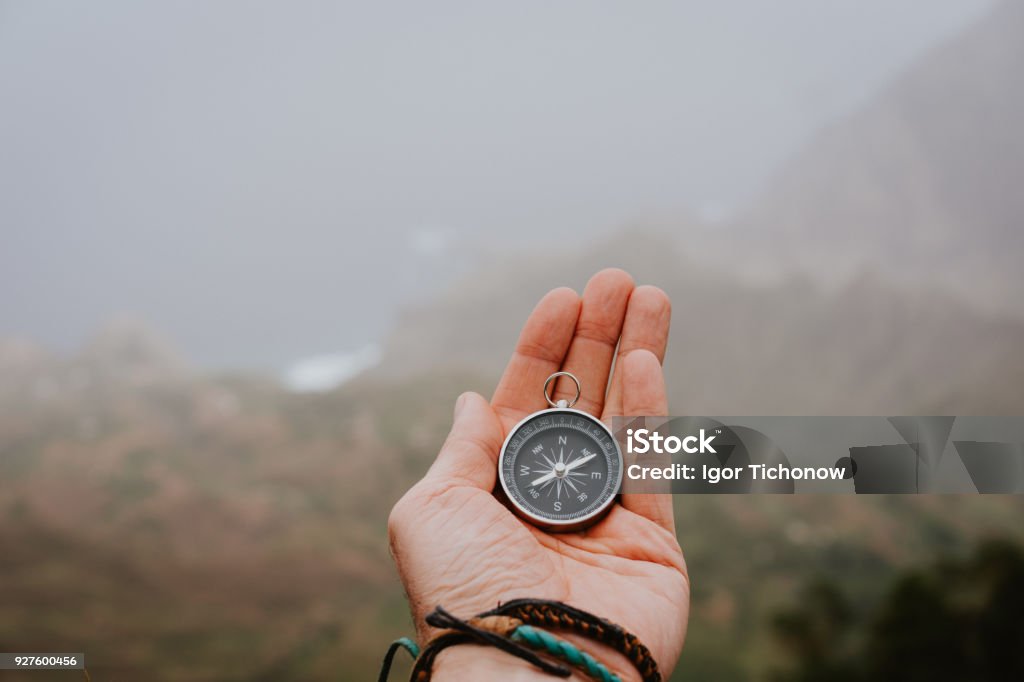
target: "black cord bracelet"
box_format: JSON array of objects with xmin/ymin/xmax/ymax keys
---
[{"xmin": 379, "ymin": 599, "xmax": 660, "ymax": 682}]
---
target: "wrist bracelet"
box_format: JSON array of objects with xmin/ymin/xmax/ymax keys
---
[{"xmin": 378, "ymin": 598, "xmax": 660, "ymax": 682}]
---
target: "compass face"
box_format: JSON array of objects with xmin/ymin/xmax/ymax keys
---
[{"xmin": 498, "ymin": 408, "xmax": 622, "ymax": 530}]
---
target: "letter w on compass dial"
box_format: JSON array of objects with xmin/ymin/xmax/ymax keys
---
[{"xmin": 500, "ymin": 412, "xmax": 621, "ymax": 527}]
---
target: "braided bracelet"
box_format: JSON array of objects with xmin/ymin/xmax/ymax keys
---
[{"xmin": 378, "ymin": 598, "xmax": 660, "ymax": 682}]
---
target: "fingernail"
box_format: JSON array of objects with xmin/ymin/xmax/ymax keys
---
[{"xmin": 454, "ymin": 392, "xmax": 469, "ymax": 418}]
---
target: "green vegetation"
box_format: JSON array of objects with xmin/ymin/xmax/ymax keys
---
[
  {"xmin": 1, "ymin": 367, "xmax": 1023, "ymax": 680},
  {"xmin": 770, "ymin": 540, "xmax": 1024, "ymax": 681}
]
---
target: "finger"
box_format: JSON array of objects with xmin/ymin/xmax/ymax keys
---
[
  {"xmin": 604, "ymin": 285, "xmax": 671, "ymax": 418},
  {"xmin": 552, "ymin": 269, "xmax": 635, "ymax": 416},
  {"xmin": 426, "ymin": 392, "xmax": 505, "ymax": 490},
  {"xmin": 618, "ymin": 349, "xmax": 675, "ymax": 533},
  {"xmin": 491, "ymin": 287, "xmax": 580, "ymax": 430}
]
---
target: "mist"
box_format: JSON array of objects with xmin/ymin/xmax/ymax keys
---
[{"xmin": 0, "ymin": 0, "xmax": 996, "ymax": 369}]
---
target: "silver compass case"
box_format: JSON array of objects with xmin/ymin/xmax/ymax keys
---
[{"xmin": 498, "ymin": 405, "xmax": 623, "ymax": 533}]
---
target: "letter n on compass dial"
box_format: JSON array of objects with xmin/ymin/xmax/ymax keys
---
[{"xmin": 498, "ymin": 410, "xmax": 623, "ymax": 532}]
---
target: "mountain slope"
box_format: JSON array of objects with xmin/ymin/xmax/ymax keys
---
[
  {"xmin": 730, "ymin": 1, "xmax": 1024, "ymax": 310},
  {"xmin": 378, "ymin": 231, "xmax": 1024, "ymax": 415}
]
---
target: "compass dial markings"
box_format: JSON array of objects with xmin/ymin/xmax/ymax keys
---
[{"xmin": 500, "ymin": 409, "xmax": 623, "ymax": 526}]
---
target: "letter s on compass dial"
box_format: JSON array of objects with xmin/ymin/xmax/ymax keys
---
[{"xmin": 498, "ymin": 408, "xmax": 623, "ymax": 532}]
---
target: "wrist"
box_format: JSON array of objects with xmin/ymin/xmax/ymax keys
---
[
  {"xmin": 430, "ymin": 634, "xmax": 643, "ymax": 682},
  {"xmin": 432, "ymin": 645, "xmax": 546, "ymax": 681}
]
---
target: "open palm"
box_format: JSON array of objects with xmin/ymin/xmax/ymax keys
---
[{"xmin": 388, "ymin": 270, "xmax": 689, "ymax": 680}]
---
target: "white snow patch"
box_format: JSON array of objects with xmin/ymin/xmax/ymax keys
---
[{"xmin": 283, "ymin": 344, "xmax": 381, "ymax": 392}]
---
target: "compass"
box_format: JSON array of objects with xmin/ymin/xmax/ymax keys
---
[{"xmin": 498, "ymin": 372, "xmax": 623, "ymax": 532}]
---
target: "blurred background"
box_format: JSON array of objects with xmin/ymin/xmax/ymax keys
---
[{"xmin": 2, "ymin": 1, "xmax": 1023, "ymax": 679}]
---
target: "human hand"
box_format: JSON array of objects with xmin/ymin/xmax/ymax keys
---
[{"xmin": 388, "ymin": 269, "xmax": 688, "ymax": 681}]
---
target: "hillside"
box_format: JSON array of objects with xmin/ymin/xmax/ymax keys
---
[
  {"xmin": 728, "ymin": 0, "xmax": 1024, "ymax": 312},
  {"xmin": 2, "ymin": 333, "xmax": 1023, "ymax": 680},
  {"xmin": 379, "ymin": 231, "xmax": 1024, "ymax": 415},
  {"xmin": 378, "ymin": 1, "xmax": 1024, "ymax": 413}
]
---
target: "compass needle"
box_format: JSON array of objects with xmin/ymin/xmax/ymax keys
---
[
  {"xmin": 569, "ymin": 453, "xmax": 597, "ymax": 470},
  {"xmin": 567, "ymin": 471, "xmax": 587, "ymax": 486},
  {"xmin": 531, "ymin": 471, "xmax": 557, "ymax": 487}
]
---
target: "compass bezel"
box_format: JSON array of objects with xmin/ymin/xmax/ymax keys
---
[{"xmin": 497, "ymin": 407, "xmax": 623, "ymax": 532}]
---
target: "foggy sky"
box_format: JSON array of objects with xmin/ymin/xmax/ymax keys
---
[{"xmin": 0, "ymin": 0, "xmax": 995, "ymax": 369}]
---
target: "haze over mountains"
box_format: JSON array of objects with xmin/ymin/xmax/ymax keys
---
[
  {"xmin": 379, "ymin": 231, "xmax": 1024, "ymax": 415},
  {"xmin": 4, "ymin": 2, "xmax": 1022, "ymax": 406},
  {"xmin": 376, "ymin": 1, "xmax": 1024, "ymax": 413},
  {"xmin": 730, "ymin": 0, "xmax": 1024, "ymax": 312},
  {"xmin": 0, "ymin": 0, "xmax": 1002, "ymax": 370}
]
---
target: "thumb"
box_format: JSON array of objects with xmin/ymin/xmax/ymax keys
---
[{"xmin": 426, "ymin": 392, "xmax": 505, "ymax": 490}]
